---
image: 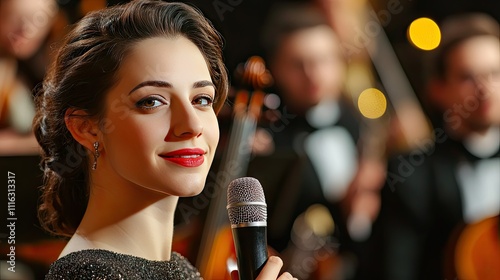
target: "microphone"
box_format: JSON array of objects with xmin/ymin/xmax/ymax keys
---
[{"xmin": 227, "ymin": 177, "xmax": 268, "ymax": 280}]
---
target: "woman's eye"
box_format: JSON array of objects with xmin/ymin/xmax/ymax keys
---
[
  {"xmin": 136, "ymin": 97, "xmax": 164, "ymax": 109},
  {"xmin": 193, "ymin": 95, "xmax": 214, "ymax": 107}
]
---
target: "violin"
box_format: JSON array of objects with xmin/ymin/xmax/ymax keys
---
[{"xmin": 451, "ymin": 215, "xmax": 500, "ymax": 280}]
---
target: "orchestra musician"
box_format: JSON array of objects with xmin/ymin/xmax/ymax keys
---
[
  {"xmin": 377, "ymin": 13, "xmax": 500, "ymax": 280},
  {"xmin": 247, "ymin": 3, "xmax": 386, "ymax": 278}
]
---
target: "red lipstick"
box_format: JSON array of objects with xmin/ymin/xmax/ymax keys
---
[{"xmin": 160, "ymin": 148, "xmax": 205, "ymax": 167}]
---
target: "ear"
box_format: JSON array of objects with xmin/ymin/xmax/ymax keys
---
[{"xmin": 65, "ymin": 108, "xmax": 100, "ymax": 152}]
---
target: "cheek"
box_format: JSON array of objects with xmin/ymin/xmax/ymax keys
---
[
  {"xmin": 330, "ymin": 63, "xmax": 345, "ymax": 81},
  {"xmin": 205, "ymin": 113, "xmax": 220, "ymax": 151},
  {"xmin": 277, "ymin": 70, "xmax": 307, "ymax": 97},
  {"xmin": 320, "ymin": 64, "xmax": 340, "ymax": 86},
  {"xmin": 103, "ymin": 115, "xmax": 166, "ymax": 163},
  {"xmin": 445, "ymin": 84, "xmax": 471, "ymax": 104},
  {"xmin": 276, "ymin": 63, "xmax": 302, "ymax": 83},
  {"xmin": 457, "ymin": 82, "xmax": 477, "ymax": 96}
]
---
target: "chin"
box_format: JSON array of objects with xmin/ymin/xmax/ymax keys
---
[
  {"xmin": 181, "ymin": 189, "xmax": 204, "ymax": 198},
  {"xmin": 305, "ymin": 98, "xmax": 322, "ymax": 109},
  {"xmin": 173, "ymin": 188, "xmax": 204, "ymax": 198},
  {"xmin": 468, "ymin": 119, "xmax": 492, "ymax": 133},
  {"xmin": 172, "ymin": 177, "xmax": 207, "ymax": 197}
]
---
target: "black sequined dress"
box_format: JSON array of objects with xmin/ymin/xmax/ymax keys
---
[{"xmin": 45, "ymin": 249, "xmax": 203, "ymax": 279}]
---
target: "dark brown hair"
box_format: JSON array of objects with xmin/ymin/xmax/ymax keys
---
[
  {"xmin": 261, "ymin": 3, "xmax": 331, "ymax": 64},
  {"xmin": 33, "ymin": 0, "xmax": 228, "ymax": 237}
]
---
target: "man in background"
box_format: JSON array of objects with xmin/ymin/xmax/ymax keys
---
[
  {"xmin": 248, "ymin": 3, "xmax": 386, "ymax": 279},
  {"xmin": 377, "ymin": 13, "xmax": 500, "ymax": 280}
]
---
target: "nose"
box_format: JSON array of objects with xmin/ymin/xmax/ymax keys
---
[
  {"xmin": 303, "ymin": 59, "xmax": 322, "ymax": 83},
  {"xmin": 475, "ymin": 68, "xmax": 500, "ymax": 91},
  {"xmin": 302, "ymin": 60, "xmax": 314, "ymax": 79},
  {"xmin": 473, "ymin": 75, "xmax": 492, "ymax": 101},
  {"xmin": 168, "ymin": 100, "xmax": 203, "ymax": 140}
]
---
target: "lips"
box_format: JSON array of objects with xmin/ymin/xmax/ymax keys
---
[{"xmin": 160, "ymin": 148, "xmax": 205, "ymax": 167}]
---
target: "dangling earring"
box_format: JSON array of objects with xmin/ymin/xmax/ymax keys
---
[{"xmin": 92, "ymin": 141, "xmax": 100, "ymax": 170}]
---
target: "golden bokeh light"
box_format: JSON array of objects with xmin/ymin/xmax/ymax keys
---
[
  {"xmin": 358, "ymin": 88, "xmax": 387, "ymax": 119},
  {"xmin": 408, "ymin": 17, "xmax": 441, "ymax": 51}
]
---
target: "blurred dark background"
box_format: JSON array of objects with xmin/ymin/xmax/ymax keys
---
[
  {"xmin": 0, "ymin": 0, "xmax": 498, "ymax": 279},
  {"xmin": 106, "ymin": 0, "xmax": 500, "ymax": 90}
]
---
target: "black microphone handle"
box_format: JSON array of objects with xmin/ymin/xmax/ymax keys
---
[{"xmin": 231, "ymin": 226, "xmax": 269, "ymax": 280}]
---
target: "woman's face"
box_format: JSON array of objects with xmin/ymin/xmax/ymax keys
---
[{"xmin": 99, "ymin": 36, "xmax": 219, "ymax": 197}]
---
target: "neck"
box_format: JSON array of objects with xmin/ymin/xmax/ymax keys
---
[
  {"xmin": 62, "ymin": 168, "xmax": 179, "ymax": 261},
  {"xmin": 463, "ymin": 126, "xmax": 500, "ymax": 158}
]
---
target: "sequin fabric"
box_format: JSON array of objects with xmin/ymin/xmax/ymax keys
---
[{"xmin": 45, "ymin": 249, "xmax": 203, "ymax": 280}]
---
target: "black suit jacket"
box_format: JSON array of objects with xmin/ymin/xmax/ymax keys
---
[{"xmin": 375, "ymin": 132, "xmax": 499, "ymax": 280}]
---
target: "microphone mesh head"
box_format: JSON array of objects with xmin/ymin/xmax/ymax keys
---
[{"xmin": 227, "ymin": 177, "xmax": 267, "ymax": 225}]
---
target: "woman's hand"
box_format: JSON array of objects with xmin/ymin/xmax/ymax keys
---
[
  {"xmin": 256, "ymin": 256, "xmax": 297, "ymax": 280},
  {"xmin": 231, "ymin": 256, "xmax": 297, "ymax": 280}
]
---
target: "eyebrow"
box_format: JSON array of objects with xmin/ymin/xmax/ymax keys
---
[{"xmin": 128, "ymin": 80, "xmax": 215, "ymax": 95}]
